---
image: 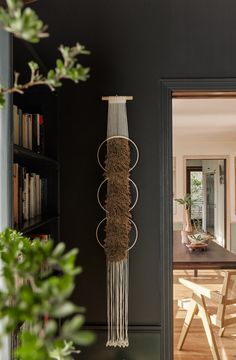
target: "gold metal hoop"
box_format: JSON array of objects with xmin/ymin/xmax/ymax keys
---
[
  {"xmin": 96, "ymin": 218, "xmax": 138, "ymax": 251},
  {"xmin": 97, "ymin": 178, "xmax": 139, "ymax": 212},
  {"xmin": 97, "ymin": 135, "xmax": 139, "ymax": 172}
]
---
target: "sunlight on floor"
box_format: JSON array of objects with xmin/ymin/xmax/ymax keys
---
[{"xmin": 174, "ymin": 270, "xmax": 236, "ymax": 359}]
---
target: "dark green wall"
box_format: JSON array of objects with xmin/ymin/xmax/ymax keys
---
[{"xmin": 29, "ymin": 1, "xmax": 236, "ymax": 358}]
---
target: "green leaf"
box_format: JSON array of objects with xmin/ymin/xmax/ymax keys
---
[
  {"xmin": 56, "ymin": 59, "xmax": 64, "ymax": 70},
  {"xmin": 44, "ymin": 320, "xmax": 57, "ymax": 337},
  {"xmin": 52, "ymin": 242, "xmax": 65, "ymax": 257},
  {"xmin": 71, "ymin": 330, "xmax": 96, "ymax": 346},
  {"xmin": 62, "ymin": 315, "xmax": 85, "ymax": 336},
  {"xmin": 47, "ymin": 69, "xmax": 55, "ymax": 79},
  {"xmin": 28, "ymin": 60, "xmax": 39, "ymax": 72},
  {"xmin": 15, "ymin": 331, "xmax": 50, "ymax": 360},
  {"xmin": 0, "ymin": 92, "xmax": 5, "ymax": 108},
  {"xmin": 50, "ymin": 340, "xmax": 81, "ymax": 359},
  {"xmin": 51, "ymin": 302, "xmax": 80, "ymax": 318}
]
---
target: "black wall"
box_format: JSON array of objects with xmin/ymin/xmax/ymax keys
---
[{"xmin": 29, "ymin": 1, "xmax": 236, "ymax": 358}]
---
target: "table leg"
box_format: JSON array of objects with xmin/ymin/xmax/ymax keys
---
[{"xmin": 194, "ymin": 269, "xmax": 198, "ymax": 277}]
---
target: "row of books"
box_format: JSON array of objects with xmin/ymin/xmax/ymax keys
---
[
  {"xmin": 13, "ymin": 163, "xmax": 48, "ymax": 226},
  {"xmin": 13, "ymin": 105, "xmax": 45, "ymax": 153}
]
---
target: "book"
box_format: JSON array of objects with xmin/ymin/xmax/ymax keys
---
[
  {"xmin": 29, "ymin": 173, "xmax": 36, "ymax": 219},
  {"xmin": 23, "ymin": 173, "xmax": 29, "ymax": 221},
  {"xmin": 22, "ymin": 113, "xmax": 28, "ymax": 149},
  {"xmin": 39, "ymin": 114, "xmax": 45, "ymax": 154},
  {"xmin": 41, "ymin": 178, "xmax": 48, "ymax": 215},
  {"xmin": 13, "ymin": 163, "xmax": 19, "ymax": 225},
  {"xmin": 18, "ymin": 166, "xmax": 23, "ymax": 225},
  {"xmin": 35, "ymin": 174, "xmax": 40, "ymax": 216},
  {"xmin": 13, "ymin": 105, "xmax": 19, "ymax": 145},
  {"xmin": 22, "ymin": 167, "xmax": 27, "ymax": 222},
  {"xmin": 28, "ymin": 114, "xmax": 33, "ymax": 150},
  {"xmin": 13, "ymin": 105, "xmax": 45, "ymax": 153},
  {"xmin": 18, "ymin": 108, "xmax": 22, "ymax": 147},
  {"xmin": 13, "ymin": 164, "xmax": 48, "ymax": 226}
]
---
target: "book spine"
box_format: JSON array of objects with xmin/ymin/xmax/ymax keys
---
[
  {"xmin": 18, "ymin": 108, "xmax": 22, "ymax": 147},
  {"xmin": 35, "ymin": 175, "xmax": 40, "ymax": 216},
  {"xmin": 13, "ymin": 105, "xmax": 19, "ymax": 145},
  {"xmin": 13, "ymin": 163, "xmax": 19, "ymax": 225},
  {"xmin": 22, "ymin": 167, "xmax": 27, "ymax": 222},
  {"xmin": 28, "ymin": 114, "xmax": 33, "ymax": 150},
  {"xmin": 39, "ymin": 115, "xmax": 45, "ymax": 154},
  {"xmin": 25, "ymin": 173, "xmax": 29, "ymax": 221},
  {"xmin": 39, "ymin": 178, "xmax": 42, "ymax": 216},
  {"xmin": 32, "ymin": 114, "xmax": 37, "ymax": 152},
  {"xmin": 18, "ymin": 165, "xmax": 23, "ymax": 225},
  {"xmin": 22, "ymin": 114, "xmax": 28, "ymax": 148},
  {"xmin": 37, "ymin": 114, "xmax": 40, "ymax": 153},
  {"xmin": 28, "ymin": 172, "xmax": 31, "ymax": 219},
  {"xmin": 30, "ymin": 174, "xmax": 35, "ymax": 219},
  {"xmin": 41, "ymin": 178, "xmax": 48, "ymax": 216}
]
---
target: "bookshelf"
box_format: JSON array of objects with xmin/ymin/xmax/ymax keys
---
[
  {"xmin": 14, "ymin": 144, "xmax": 59, "ymax": 167},
  {"xmin": 10, "ymin": 37, "xmax": 61, "ymax": 360},
  {"xmin": 12, "ymin": 38, "xmax": 61, "ymax": 243}
]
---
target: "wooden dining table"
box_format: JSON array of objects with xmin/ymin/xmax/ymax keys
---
[{"xmin": 173, "ymin": 231, "xmax": 236, "ymax": 272}]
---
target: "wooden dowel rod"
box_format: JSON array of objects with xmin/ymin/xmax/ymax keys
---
[{"xmin": 102, "ymin": 96, "xmax": 133, "ymax": 101}]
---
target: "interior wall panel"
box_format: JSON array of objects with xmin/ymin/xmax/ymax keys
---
[{"xmin": 28, "ymin": 0, "xmax": 236, "ymax": 358}]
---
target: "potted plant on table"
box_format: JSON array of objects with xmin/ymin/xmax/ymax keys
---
[{"xmin": 175, "ymin": 193, "xmax": 194, "ymax": 243}]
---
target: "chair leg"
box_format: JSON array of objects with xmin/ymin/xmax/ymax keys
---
[
  {"xmin": 197, "ymin": 295, "xmax": 221, "ymax": 360},
  {"xmin": 218, "ymin": 327, "xmax": 225, "ymax": 337},
  {"xmin": 177, "ymin": 299, "xmax": 198, "ymax": 350}
]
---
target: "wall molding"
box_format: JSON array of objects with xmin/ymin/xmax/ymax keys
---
[{"xmin": 83, "ymin": 324, "xmax": 162, "ymax": 333}]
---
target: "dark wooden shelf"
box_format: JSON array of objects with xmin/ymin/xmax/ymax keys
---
[
  {"xmin": 14, "ymin": 145, "xmax": 59, "ymax": 167},
  {"xmin": 15, "ymin": 215, "xmax": 60, "ymax": 234}
]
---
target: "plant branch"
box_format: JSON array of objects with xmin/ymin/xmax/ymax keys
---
[
  {"xmin": 0, "ymin": 0, "xmax": 48, "ymax": 43},
  {"xmin": 0, "ymin": 43, "xmax": 90, "ymax": 107}
]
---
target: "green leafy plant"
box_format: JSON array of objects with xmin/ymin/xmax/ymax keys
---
[
  {"xmin": 174, "ymin": 193, "xmax": 195, "ymax": 210},
  {"xmin": 189, "ymin": 234, "xmax": 204, "ymax": 242},
  {"xmin": 0, "ymin": 228, "xmax": 95, "ymax": 359},
  {"xmin": 0, "ymin": 0, "xmax": 90, "ymax": 108},
  {"xmin": 175, "ymin": 194, "xmax": 196, "ymax": 233}
]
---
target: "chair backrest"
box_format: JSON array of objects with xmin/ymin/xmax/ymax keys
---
[
  {"xmin": 221, "ymin": 271, "xmax": 236, "ymax": 303},
  {"xmin": 216, "ymin": 271, "xmax": 236, "ymax": 329}
]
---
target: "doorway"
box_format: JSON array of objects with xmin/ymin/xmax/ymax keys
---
[
  {"xmin": 185, "ymin": 158, "xmax": 227, "ymax": 247},
  {"xmin": 160, "ymin": 79, "xmax": 236, "ymax": 360}
]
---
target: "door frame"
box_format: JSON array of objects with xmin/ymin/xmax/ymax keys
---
[
  {"xmin": 183, "ymin": 156, "xmax": 229, "ymax": 248},
  {"xmin": 160, "ymin": 79, "xmax": 236, "ymax": 360}
]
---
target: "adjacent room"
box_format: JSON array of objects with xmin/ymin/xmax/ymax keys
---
[{"xmin": 173, "ymin": 97, "xmax": 236, "ymax": 359}]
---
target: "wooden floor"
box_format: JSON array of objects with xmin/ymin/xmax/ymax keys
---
[{"xmin": 174, "ymin": 270, "xmax": 236, "ymax": 359}]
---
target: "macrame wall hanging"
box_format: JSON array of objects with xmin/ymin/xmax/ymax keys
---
[{"xmin": 96, "ymin": 96, "xmax": 139, "ymax": 348}]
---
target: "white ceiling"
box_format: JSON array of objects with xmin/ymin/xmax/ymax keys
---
[{"xmin": 173, "ymin": 98, "xmax": 236, "ymax": 141}]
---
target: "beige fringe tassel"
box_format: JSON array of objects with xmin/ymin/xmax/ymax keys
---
[{"xmin": 106, "ymin": 258, "xmax": 129, "ymax": 347}]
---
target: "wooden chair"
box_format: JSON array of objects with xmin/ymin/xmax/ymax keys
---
[{"xmin": 177, "ymin": 271, "xmax": 236, "ymax": 360}]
